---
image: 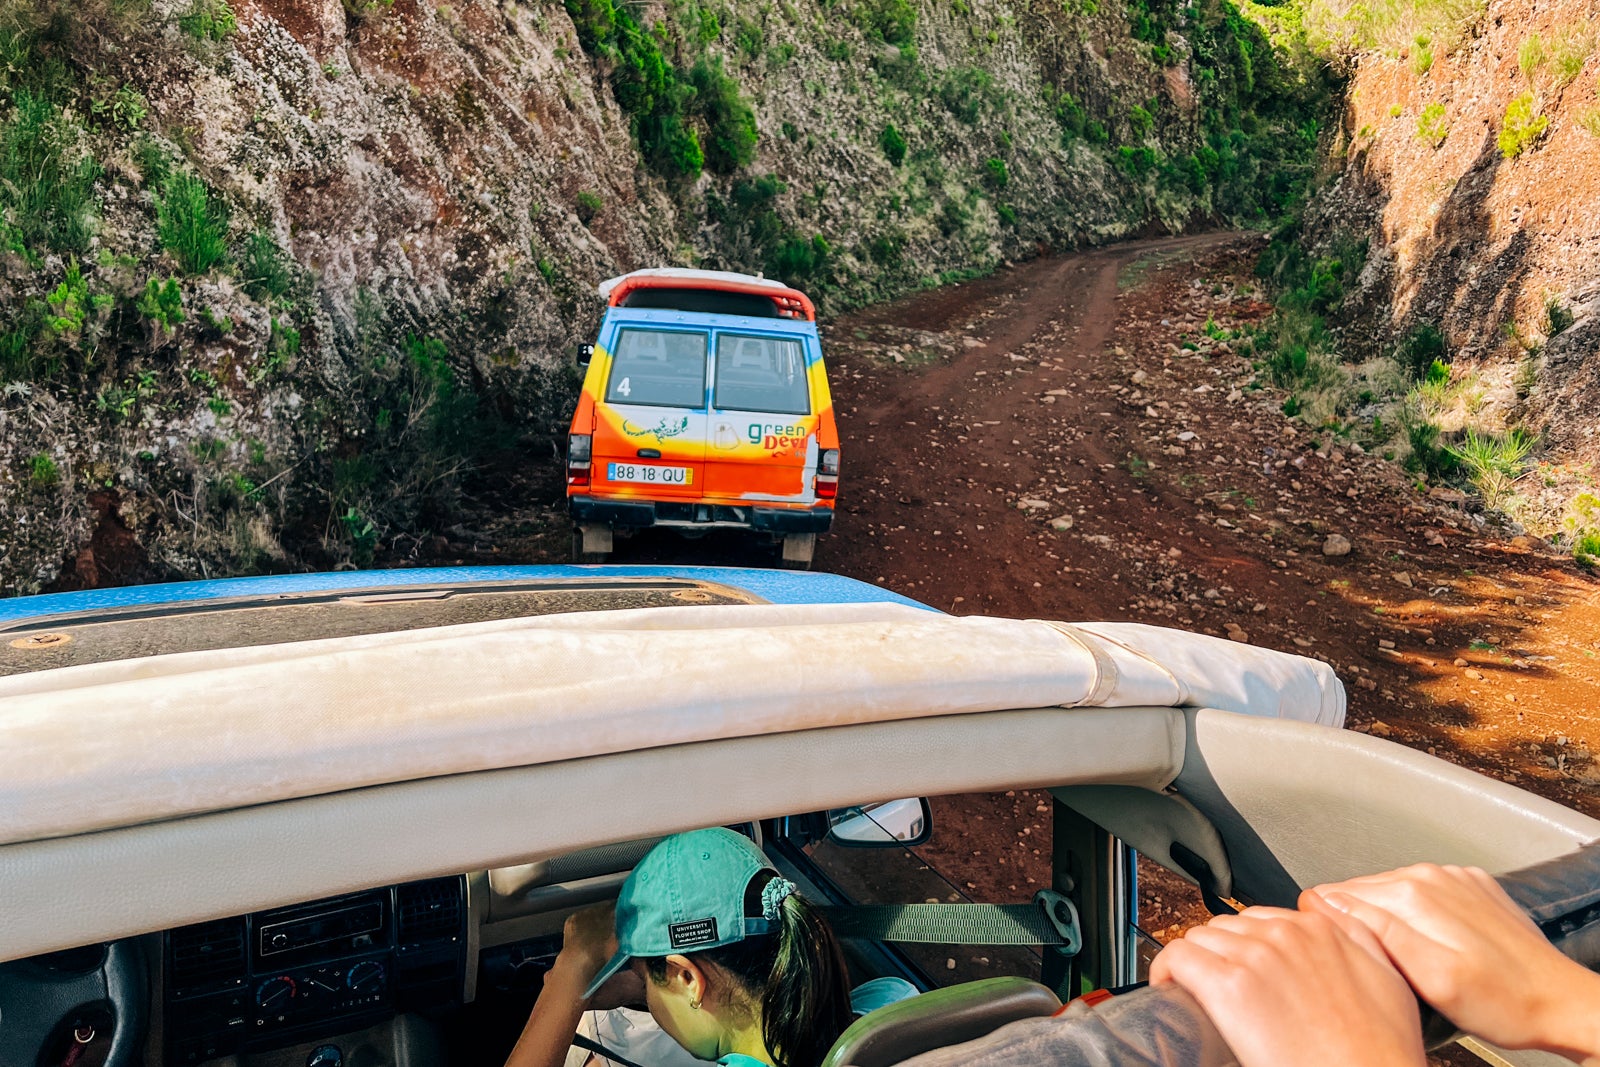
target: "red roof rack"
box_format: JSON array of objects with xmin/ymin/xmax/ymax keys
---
[{"xmin": 599, "ymin": 269, "xmax": 816, "ymax": 321}]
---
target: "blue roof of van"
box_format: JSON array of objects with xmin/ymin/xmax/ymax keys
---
[
  {"xmin": 0, "ymin": 566, "xmax": 931, "ymax": 623},
  {"xmin": 602, "ymin": 307, "xmax": 819, "ymax": 336}
]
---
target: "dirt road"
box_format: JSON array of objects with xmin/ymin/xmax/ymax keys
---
[{"xmin": 461, "ymin": 232, "xmax": 1600, "ymax": 948}]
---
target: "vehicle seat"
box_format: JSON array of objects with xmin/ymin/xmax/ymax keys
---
[
  {"xmin": 625, "ymin": 332, "xmax": 667, "ymax": 363},
  {"xmin": 732, "ymin": 338, "xmax": 768, "ymax": 370},
  {"xmin": 820, "ymin": 976, "xmax": 1062, "ymax": 1067}
]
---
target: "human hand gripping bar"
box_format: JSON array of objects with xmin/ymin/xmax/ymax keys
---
[{"xmin": 875, "ymin": 840, "xmax": 1600, "ymax": 1067}]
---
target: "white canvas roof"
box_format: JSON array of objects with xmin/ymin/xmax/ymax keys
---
[{"xmin": 0, "ymin": 602, "xmax": 1343, "ymax": 845}]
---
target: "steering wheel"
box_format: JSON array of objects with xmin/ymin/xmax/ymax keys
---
[
  {"xmin": 0, "ymin": 940, "xmax": 146, "ymax": 1067},
  {"xmin": 881, "ymin": 842, "xmax": 1600, "ymax": 1067}
]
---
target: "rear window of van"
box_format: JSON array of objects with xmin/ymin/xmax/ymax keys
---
[
  {"xmin": 606, "ymin": 329, "xmax": 708, "ymax": 407},
  {"xmin": 713, "ymin": 334, "xmax": 810, "ymax": 415}
]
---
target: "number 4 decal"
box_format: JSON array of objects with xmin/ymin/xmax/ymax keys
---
[{"xmin": 616, "ymin": 377, "xmax": 631, "ymax": 398}]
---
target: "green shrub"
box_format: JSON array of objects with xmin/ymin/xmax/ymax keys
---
[
  {"xmin": 996, "ymin": 202, "xmax": 1017, "ymax": 226},
  {"xmin": 565, "ymin": 0, "xmax": 701, "ymax": 178},
  {"xmin": 1577, "ymin": 531, "xmax": 1600, "ymax": 569},
  {"xmin": 1580, "ymin": 106, "xmax": 1600, "ymax": 139},
  {"xmin": 938, "ymin": 67, "xmax": 994, "ymax": 123},
  {"xmin": 855, "ymin": 0, "xmax": 916, "ymax": 45},
  {"xmin": 178, "ymin": 0, "xmax": 236, "ymax": 40},
  {"xmin": 1518, "ymin": 34, "xmax": 1544, "ymax": 82},
  {"xmin": 137, "ymin": 276, "xmax": 184, "ymax": 329},
  {"xmin": 1448, "ymin": 428, "xmax": 1535, "ymax": 509},
  {"xmin": 1388, "ymin": 103, "xmax": 1403, "ymax": 118},
  {"xmin": 1054, "ymin": 91, "xmax": 1087, "ymax": 139},
  {"xmin": 1116, "ymin": 145, "xmax": 1160, "ymax": 176},
  {"xmin": 0, "ymin": 91, "xmax": 100, "ymax": 256},
  {"xmin": 1498, "ymin": 92, "xmax": 1547, "ymax": 158},
  {"xmin": 1545, "ymin": 295, "xmax": 1574, "ymax": 337},
  {"xmin": 1416, "ymin": 102, "xmax": 1448, "ymax": 147},
  {"xmin": 867, "ymin": 229, "xmax": 904, "ymax": 265},
  {"xmin": 1403, "ymin": 417, "xmax": 1459, "ymax": 480},
  {"xmin": 1567, "ymin": 492, "xmax": 1600, "ymax": 567},
  {"xmin": 27, "ymin": 453, "xmax": 58, "ymax": 487},
  {"xmin": 732, "ymin": 17, "xmax": 762, "ymax": 56},
  {"xmin": 1129, "ymin": 103, "xmax": 1154, "ymax": 135},
  {"xmin": 89, "ymin": 84, "xmax": 147, "ymax": 131},
  {"xmin": 1411, "ymin": 34, "xmax": 1433, "ymax": 74},
  {"xmin": 983, "ymin": 157, "xmax": 1009, "ymax": 188},
  {"xmin": 1397, "ymin": 321, "xmax": 1448, "ymax": 379},
  {"xmin": 768, "ymin": 233, "xmax": 830, "ymax": 286},
  {"xmin": 688, "ymin": 58, "xmax": 757, "ymax": 173},
  {"xmin": 157, "ymin": 172, "xmax": 230, "ymax": 273},
  {"xmin": 879, "ymin": 124, "xmax": 906, "ymax": 166},
  {"xmin": 693, "ymin": 6, "xmax": 720, "ymax": 41},
  {"xmin": 575, "ymin": 190, "xmax": 604, "ymax": 222}
]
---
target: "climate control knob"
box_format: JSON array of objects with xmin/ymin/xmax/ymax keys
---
[
  {"xmin": 255, "ymin": 975, "xmax": 296, "ymax": 1011},
  {"xmin": 344, "ymin": 960, "xmax": 384, "ymax": 996}
]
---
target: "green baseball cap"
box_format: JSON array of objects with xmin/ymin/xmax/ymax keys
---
[{"xmin": 583, "ymin": 827, "xmax": 781, "ymax": 999}]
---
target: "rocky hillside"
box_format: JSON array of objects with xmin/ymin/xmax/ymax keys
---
[
  {"xmin": 1287, "ymin": 0, "xmax": 1599, "ymax": 550},
  {"xmin": 0, "ymin": 0, "xmax": 1331, "ymax": 592}
]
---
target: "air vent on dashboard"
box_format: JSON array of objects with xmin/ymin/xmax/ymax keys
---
[
  {"xmin": 396, "ymin": 877, "xmax": 464, "ymax": 948},
  {"xmin": 167, "ymin": 917, "xmax": 247, "ymax": 993}
]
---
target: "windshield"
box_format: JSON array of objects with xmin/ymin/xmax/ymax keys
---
[
  {"xmin": 714, "ymin": 333, "xmax": 810, "ymax": 415},
  {"xmin": 605, "ymin": 328, "xmax": 708, "ymax": 408}
]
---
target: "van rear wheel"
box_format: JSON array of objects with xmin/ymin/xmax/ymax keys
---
[
  {"xmin": 572, "ymin": 524, "xmax": 612, "ymax": 564},
  {"xmin": 778, "ymin": 533, "xmax": 815, "ymax": 570}
]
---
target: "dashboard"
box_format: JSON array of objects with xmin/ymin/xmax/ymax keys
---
[{"xmin": 162, "ymin": 878, "xmax": 467, "ymax": 1065}]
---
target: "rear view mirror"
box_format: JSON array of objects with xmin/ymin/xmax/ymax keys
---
[
  {"xmin": 826, "ymin": 797, "xmax": 932, "ymax": 847},
  {"xmin": 574, "ymin": 344, "xmax": 594, "ymax": 366}
]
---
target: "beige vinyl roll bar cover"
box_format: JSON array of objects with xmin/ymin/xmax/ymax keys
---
[{"xmin": 0, "ymin": 602, "xmax": 1343, "ymax": 847}]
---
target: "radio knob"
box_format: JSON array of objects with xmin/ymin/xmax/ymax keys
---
[
  {"xmin": 344, "ymin": 960, "xmax": 384, "ymax": 996},
  {"xmin": 255, "ymin": 976, "xmax": 296, "ymax": 1011},
  {"xmin": 269, "ymin": 933, "xmax": 290, "ymax": 950}
]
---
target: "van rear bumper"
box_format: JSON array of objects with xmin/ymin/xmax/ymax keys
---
[{"xmin": 570, "ymin": 497, "xmax": 833, "ymax": 534}]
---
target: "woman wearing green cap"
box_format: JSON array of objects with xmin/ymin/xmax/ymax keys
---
[{"xmin": 505, "ymin": 826, "xmax": 911, "ymax": 1067}]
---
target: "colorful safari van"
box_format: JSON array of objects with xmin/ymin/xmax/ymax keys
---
[{"xmin": 565, "ymin": 269, "xmax": 840, "ymax": 567}]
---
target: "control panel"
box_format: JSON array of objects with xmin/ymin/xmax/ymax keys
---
[{"xmin": 164, "ymin": 878, "xmax": 464, "ymax": 1065}]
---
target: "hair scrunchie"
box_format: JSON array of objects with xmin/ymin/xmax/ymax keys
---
[{"xmin": 761, "ymin": 876, "xmax": 796, "ymax": 922}]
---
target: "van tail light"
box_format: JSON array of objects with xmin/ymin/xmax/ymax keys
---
[
  {"xmin": 815, "ymin": 448, "xmax": 839, "ymax": 499},
  {"xmin": 568, "ymin": 434, "xmax": 592, "ymax": 488}
]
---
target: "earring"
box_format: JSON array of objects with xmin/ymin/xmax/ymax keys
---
[{"xmin": 689, "ymin": 998, "xmax": 702, "ymax": 1010}]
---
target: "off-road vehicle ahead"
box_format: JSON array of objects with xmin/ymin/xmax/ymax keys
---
[{"xmin": 565, "ymin": 269, "xmax": 840, "ymax": 568}]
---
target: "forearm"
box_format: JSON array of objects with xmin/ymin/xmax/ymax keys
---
[
  {"xmin": 505, "ymin": 964, "xmax": 590, "ymax": 1067},
  {"xmin": 1531, "ymin": 965, "xmax": 1600, "ymax": 1065}
]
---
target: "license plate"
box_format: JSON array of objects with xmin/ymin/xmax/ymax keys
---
[{"xmin": 607, "ymin": 463, "xmax": 693, "ymax": 486}]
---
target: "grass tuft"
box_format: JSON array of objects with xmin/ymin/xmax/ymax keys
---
[
  {"xmin": 156, "ymin": 172, "xmax": 230, "ymax": 274},
  {"xmin": 0, "ymin": 90, "xmax": 100, "ymax": 256}
]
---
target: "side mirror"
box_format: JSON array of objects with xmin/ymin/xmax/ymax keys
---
[
  {"xmin": 574, "ymin": 343, "xmax": 594, "ymax": 367},
  {"xmin": 826, "ymin": 798, "xmax": 932, "ymax": 848}
]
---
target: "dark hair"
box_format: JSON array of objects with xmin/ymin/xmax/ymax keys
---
[{"xmin": 643, "ymin": 871, "xmax": 853, "ymax": 1067}]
